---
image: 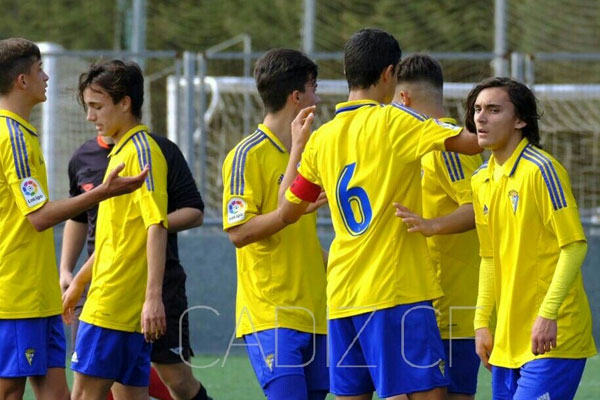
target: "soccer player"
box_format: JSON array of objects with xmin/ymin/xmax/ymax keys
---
[
  {"xmin": 270, "ymin": 28, "xmax": 481, "ymax": 400},
  {"xmin": 60, "ymin": 132, "xmax": 211, "ymax": 400},
  {"xmin": 61, "ymin": 59, "xmax": 169, "ymax": 400},
  {"xmin": 0, "ymin": 38, "xmax": 148, "ymax": 400},
  {"xmin": 468, "ymin": 77, "xmax": 597, "ymax": 399},
  {"xmin": 221, "ymin": 49, "xmax": 329, "ymax": 400},
  {"xmin": 392, "ymin": 54, "xmax": 483, "ymax": 400}
]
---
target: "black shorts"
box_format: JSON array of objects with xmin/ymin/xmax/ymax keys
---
[{"xmin": 150, "ymin": 265, "xmax": 194, "ymax": 364}]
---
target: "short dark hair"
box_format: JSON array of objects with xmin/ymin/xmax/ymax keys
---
[
  {"xmin": 254, "ymin": 49, "xmax": 318, "ymax": 113},
  {"xmin": 344, "ymin": 28, "xmax": 402, "ymax": 90},
  {"xmin": 465, "ymin": 77, "xmax": 541, "ymax": 147},
  {"xmin": 397, "ymin": 53, "xmax": 443, "ymax": 90},
  {"xmin": 78, "ymin": 59, "xmax": 144, "ymax": 120},
  {"xmin": 0, "ymin": 38, "xmax": 41, "ymax": 95}
]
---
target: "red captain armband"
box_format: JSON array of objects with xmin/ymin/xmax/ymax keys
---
[{"xmin": 289, "ymin": 174, "xmax": 321, "ymax": 202}]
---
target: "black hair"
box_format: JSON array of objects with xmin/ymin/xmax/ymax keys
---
[
  {"xmin": 397, "ymin": 53, "xmax": 443, "ymax": 90},
  {"xmin": 254, "ymin": 49, "xmax": 318, "ymax": 113},
  {"xmin": 343, "ymin": 28, "xmax": 402, "ymax": 90},
  {"xmin": 78, "ymin": 59, "xmax": 144, "ymax": 120},
  {"xmin": 465, "ymin": 77, "xmax": 541, "ymax": 147},
  {"xmin": 0, "ymin": 38, "xmax": 41, "ymax": 95}
]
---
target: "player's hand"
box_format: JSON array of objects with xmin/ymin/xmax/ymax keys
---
[
  {"xmin": 100, "ymin": 163, "xmax": 149, "ymax": 199},
  {"xmin": 475, "ymin": 327, "xmax": 494, "ymax": 371},
  {"xmin": 531, "ymin": 316, "xmax": 557, "ymax": 355},
  {"xmin": 305, "ymin": 191, "xmax": 327, "ymax": 214},
  {"xmin": 59, "ymin": 270, "xmax": 73, "ymax": 294},
  {"xmin": 62, "ymin": 280, "xmax": 85, "ymax": 325},
  {"xmin": 141, "ymin": 295, "xmax": 166, "ymax": 343},
  {"xmin": 290, "ymin": 106, "xmax": 316, "ymax": 151},
  {"xmin": 393, "ymin": 203, "xmax": 436, "ymax": 237}
]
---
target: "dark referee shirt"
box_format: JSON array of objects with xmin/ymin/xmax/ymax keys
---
[{"xmin": 68, "ymin": 134, "xmax": 204, "ymax": 270}]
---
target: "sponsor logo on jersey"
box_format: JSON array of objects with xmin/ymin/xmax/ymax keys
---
[
  {"xmin": 20, "ymin": 177, "xmax": 46, "ymax": 207},
  {"xmin": 25, "ymin": 348, "xmax": 35, "ymax": 366},
  {"xmin": 227, "ymin": 198, "xmax": 247, "ymax": 223}
]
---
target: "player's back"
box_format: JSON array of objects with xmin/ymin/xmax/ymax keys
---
[{"xmin": 298, "ymin": 100, "xmax": 462, "ymax": 318}]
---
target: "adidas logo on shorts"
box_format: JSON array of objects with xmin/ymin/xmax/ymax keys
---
[
  {"xmin": 537, "ymin": 393, "xmax": 550, "ymax": 400},
  {"xmin": 71, "ymin": 352, "xmax": 79, "ymax": 363}
]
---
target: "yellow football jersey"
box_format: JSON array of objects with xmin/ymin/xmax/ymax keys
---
[
  {"xmin": 288, "ymin": 100, "xmax": 463, "ymax": 319},
  {"xmin": 0, "ymin": 110, "xmax": 62, "ymax": 318},
  {"xmin": 421, "ymin": 118, "xmax": 483, "ymax": 339},
  {"xmin": 222, "ymin": 124, "xmax": 327, "ymax": 338},
  {"xmin": 472, "ymin": 138, "xmax": 596, "ymax": 368},
  {"xmin": 81, "ymin": 125, "xmax": 168, "ymax": 333}
]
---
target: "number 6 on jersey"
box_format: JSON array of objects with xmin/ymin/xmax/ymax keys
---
[{"xmin": 335, "ymin": 162, "xmax": 372, "ymax": 236}]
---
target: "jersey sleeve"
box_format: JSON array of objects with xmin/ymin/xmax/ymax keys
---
[
  {"xmin": 166, "ymin": 141, "xmax": 204, "ymax": 212},
  {"xmin": 128, "ymin": 136, "xmax": 168, "ymax": 230},
  {"xmin": 286, "ymin": 133, "xmax": 323, "ymax": 203},
  {"xmin": 434, "ymin": 152, "xmax": 483, "ymax": 205},
  {"xmin": 0, "ymin": 127, "xmax": 48, "ymax": 216},
  {"xmin": 472, "ymin": 173, "xmax": 493, "ymax": 257},
  {"xmin": 222, "ymin": 148, "xmax": 262, "ymax": 230},
  {"xmin": 533, "ymin": 160, "xmax": 586, "ymax": 247},
  {"xmin": 67, "ymin": 154, "xmax": 88, "ymax": 223},
  {"xmin": 387, "ymin": 106, "xmax": 462, "ymax": 163}
]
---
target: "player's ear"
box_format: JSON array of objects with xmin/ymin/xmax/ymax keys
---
[
  {"xmin": 120, "ymin": 95, "xmax": 132, "ymax": 113},
  {"xmin": 382, "ymin": 64, "xmax": 395, "ymax": 83},
  {"xmin": 515, "ymin": 119, "xmax": 526, "ymax": 130},
  {"xmin": 290, "ymin": 90, "xmax": 301, "ymax": 105},
  {"xmin": 15, "ymin": 73, "xmax": 27, "ymax": 90},
  {"xmin": 400, "ymin": 90, "xmax": 410, "ymax": 106}
]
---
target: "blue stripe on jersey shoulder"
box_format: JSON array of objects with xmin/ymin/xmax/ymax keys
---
[
  {"xmin": 132, "ymin": 131, "xmax": 154, "ymax": 191},
  {"xmin": 231, "ymin": 131, "xmax": 267, "ymax": 195},
  {"xmin": 391, "ymin": 102, "xmax": 427, "ymax": 121},
  {"xmin": 7, "ymin": 118, "xmax": 23, "ymax": 179},
  {"xmin": 472, "ymin": 160, "xmax": 489, "ymax": 176},
  {"xmin": 139, "ymin": 133, "xmax": 155, "ymax": 191},
  {"xmin": 335, "ymin": 103, "xmax": 377, "ymax": 115},
  {"xmin": 522, "ymin": 146, "xmax": 566, "ymax": 210},
  {"xmin": 230, "ymin": 131, "xmax": 261, "ymax": 195},
  {"xmin": 257, "ymin": 128, "xmax": 285, "ymax": 153},
  {"xmin": 8, "ymin": 119, "xmax": 31, "ymax": 179},
  {"xmin": 441, "ymin": 152, "xmax": 457, "ymax": 182}
]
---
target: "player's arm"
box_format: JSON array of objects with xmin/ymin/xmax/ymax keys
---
[
  {"xmin": 393, "ymin": 202, "xmax": 475, "ymax": 236},
  {"xmin": 167, "ymin": 207, "xmax": 203, "ymax": 233},
  {"xmin": 27, "ymin": 163, "xmax": 149, "ymax": 232},
  {"xmin": 531, "ymin": 240, "xmax": 587, "ymax": 355},
  {"xmin": 474, "ymin": 256, "xmax": 495, "ymax": 371},
  {"xmin": 62, "ymin": 251, "xmax": 95, "ymax": 325},
  {"xmin": 444, "ymin": 128, "xmax": 481, "ymax": 155},
  {"xmin": 59, "ymin": 219, "xmax": 88, "ymax": 293},
  {"xmin": 142, "ymin": 223, "xmax": 167, "ymax": 342}
]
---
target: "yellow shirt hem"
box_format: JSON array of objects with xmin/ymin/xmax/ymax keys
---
[{"xmin": 236, "ymin": 322, "xmax": 328, "ymax": 338}]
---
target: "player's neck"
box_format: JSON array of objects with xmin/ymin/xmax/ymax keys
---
[
  {"xmin": 262, "ymin": 111, "xmax": 292, "ymax": 152},
  {"xmin": 111, "ymin": 118, "xmax": 142, "ymax": 145},
  {"xmin": 0, "ymin": 93, "xmax": 37, "ymax": 121},
  {"xmin": 407, "ymin": 100, "xmax": 445, "ymax": 120},
  {"xmin": 492, "ymin": 132, "xmax": 523, "ymax": 165},
  {"xmin": 348, "ymin": 85, "xmax": 390, "ymax": 104}
]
